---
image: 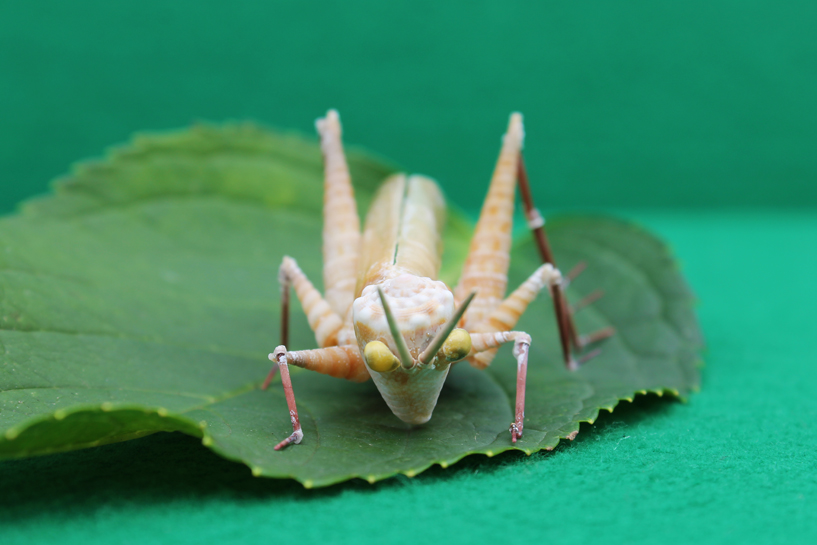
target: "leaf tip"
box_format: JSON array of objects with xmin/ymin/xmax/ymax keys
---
[
  {"xmin": 404, "ymin": 470, "xmax": 417, "ymax": 478},
  {"xmin": 100, "ymin": 402, "xmax": 114, "ymax": 412},
  {"xmin": 54, "ymin": 409, "xmax": 68, "ymax": 421},
  {"xmin": 485, "ymin": 450, "xmax": 495, "ymax": 458},
  {"xmin": 202, "ymin": 436, "xmax": 213, "ymax": 446},
  {"xmin": 366, "ymin": 475, "xmax": 377, "ymax": 484},
  {"xmin": 4, "ymin": 427, "xmax": 20, "ymax": 441},
  {"xmin": 157, "ymin": 407, "xmax": 169, "ymax": 417},
  {"xmin": 251, "ymin": 466, "xmax": 263, "ymax": 477},
  {"xmin": 439, "ymin": 461, "xmax": 449, "ymax": 469},
  {"xmin": 303, "ymin": 480, "xmax": 315, "ymax": 489}
]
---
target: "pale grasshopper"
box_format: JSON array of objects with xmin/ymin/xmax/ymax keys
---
[{"xmin": 263, "ymin": 110, "xmax": 612, "ymax": 450}]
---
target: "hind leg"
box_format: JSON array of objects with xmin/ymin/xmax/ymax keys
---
[
  {"xmin": 455, "ymin": 113, "xmax": 575, "ymax": 368},
  {"xmin": 516, "ymin": 148, "xmax": 613, "ymax": 366},
  {"xmin": 316, "ymin": 109, "xmax": 361, "ymax": 319}
]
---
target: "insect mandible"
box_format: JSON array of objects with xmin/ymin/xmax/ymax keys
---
[{"xmin": 262, "ymin": 110, "xmax": 613, "ymax": 450}]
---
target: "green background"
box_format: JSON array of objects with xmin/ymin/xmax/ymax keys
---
[{"xmin": 1, "ymin": 1, "xmax": 816, "ymax": 544}]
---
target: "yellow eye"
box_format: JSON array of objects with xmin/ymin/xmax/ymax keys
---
[
  {"xmin": 441, "ymin": 329, "xmax": 472, "ymax": 362},
  {"xmin": 364, "ymin": 341, "xmax": 400, "ymax": 373}
]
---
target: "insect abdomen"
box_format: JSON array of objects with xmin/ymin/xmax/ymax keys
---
[{"xmin": 356, "ymin": 174, "xmax": 446, "ymax": 295}]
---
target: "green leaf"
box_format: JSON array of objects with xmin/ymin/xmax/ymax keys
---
[{"xmin": 0, "ymin": 123, "xmax": 702, "ymax": 487}]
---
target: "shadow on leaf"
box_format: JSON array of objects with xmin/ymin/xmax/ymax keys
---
[{"xmin": 0, "ymin": 393, "xmax": 677, "ymax": 524}]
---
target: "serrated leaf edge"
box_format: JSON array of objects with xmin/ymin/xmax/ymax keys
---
[{"xmin": 0, "ymin": 386, "xmax": 684, "ymax": 488}]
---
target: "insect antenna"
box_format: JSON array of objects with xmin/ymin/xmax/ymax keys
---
[
  {"xmin": 377, "ymin": 287, "xmax": 414, "ymax": 369},
  {"xmin": 419, "ymin": 291, "xmax": 477, "ymax": 365}
]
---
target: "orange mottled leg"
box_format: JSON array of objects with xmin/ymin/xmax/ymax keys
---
[
  {"xmin": 456, "ymin": 113, "xmax": 524, "ymax": 329},
  {"xmin": 262, "ymin": 256, "xmax": 344, "ymax": 390},
  {"xmin": 468, "ymin": 263, "xmax": 566, "ymax": 369},
  {"xmin": 316, "ymin": 110, "xmax": 361, "ymax": 319},
  {"xmin": 268, "ymin": 344, "xmax": 369, "ymax": 450}
]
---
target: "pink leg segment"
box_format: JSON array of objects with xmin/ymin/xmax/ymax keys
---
[
  {"xmin": 261, "ymin": 270, "xmax": 292, "ymax": 390},
  {"xmin": 270, "ymin": 346, "xmax": 304, "ymax": 450},
  {"xmin": 469, "ymin": 331, "xmax": 531, "ymax": 441},
  {"xmin": 261, "ymin": 365, "xmax": 278, "ymax": 391},
  {"xmin": 511, "ymin": 339, "xmax": 530, "ymax": 442}
]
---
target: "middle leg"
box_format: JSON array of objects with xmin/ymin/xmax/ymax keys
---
[
  {"xmin": 262, "ymin": 255, "xmax": 343, "ymax": 389},
  {"xmin": 468, "ymin": 263, "xmax": 568, "ymax": 368}
]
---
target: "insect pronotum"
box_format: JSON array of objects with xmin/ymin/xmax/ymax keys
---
[{"xmin": 262, "ymin": 110, "xmax": 613, "ymax": 450}]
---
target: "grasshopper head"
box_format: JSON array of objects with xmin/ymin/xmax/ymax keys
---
[{"xmin": 352, "ymin": 274, "xmax": 471, "ymax": 425}]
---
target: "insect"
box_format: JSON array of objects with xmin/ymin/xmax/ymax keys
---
[{"xmin": 262, "ymin": 110, "xmax": 613, "ymax": 450}]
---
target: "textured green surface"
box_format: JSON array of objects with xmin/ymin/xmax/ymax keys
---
[
  {"xmin": 1, "ymin": 211, "xmax": 815, "ymax": 543},
  {"xmin": 0, "ymin": 126, "xmax": 699, "ymax": 486},
  {"xmin": 2, "ymin": 1, "xmax": 816, "ymax": 213}
]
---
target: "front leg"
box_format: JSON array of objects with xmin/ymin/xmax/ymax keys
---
[
  {"xmin": 269, "ymin": 346, "xmax": 303, "ymax": 450},
  {"xmin": 268, "ymin": 344, "xmax": 369, "ymax": 450},
  {"xmin": 510, "ymin": 337, "xmax": 531, "ymax": 442},
  {"xmin": 469, "ymin": 331, "xmax": 532, "ymax": 442}
]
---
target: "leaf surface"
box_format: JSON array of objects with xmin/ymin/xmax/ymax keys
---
[{"xmin": 0, "ymin": 124, "xmax": 701, "ymax": 486}]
